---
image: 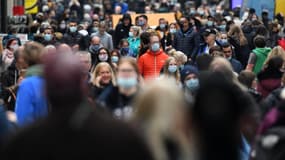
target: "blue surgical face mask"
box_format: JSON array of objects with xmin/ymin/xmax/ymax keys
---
[
  {"xmin": 151, "ymin": 43, "xmax": 160, "ymax": 52},
  {"xmin": 138, "ymin": 20, "xmax": 145, "ymax": 26},
  {"xmin": 160, "ymin": 24, "xmax": 166, "ymax": 29},
  {"xmin": 129, "ymin": 32, "xmax": 134, "ymax": 37},
  {"xmin": 219, "ymin": 25, "xmax": 226, "ymax": 31},
  {"xmin": 170, "ymin": 28, "xmax": 177, "ymax": 34},
  {"xmin": 91, "ymin": 44, "xmax": 100, "ymax": 51},
  {"xmin": 69, "ymin": 26, "xmax": 77, "ymax": 33},
  {"xmin": 185, "ymin": 78, "xmax": 199, "ymax": 92},
  {"xmin": 93, "ymin": 27, "xmax": 98, "ymax": 32},
  {"xmin": 44, "ymin": 34, "xmax": 52, "ymax": 41},
  {"xmin": 198, "ymin": 10, "xmax": 204, "ymax": 16},
  {"xmin": 168, "ymin": 65, "xmax": 177, "ymax": 73},
  {"xmin": 220, "ymin": 39, "xmax": 228, "ymax": 44},
  {"xmin": 207, "ymin": 21, "xmax": 214, "ymax": 27},
  {"xmin": 121, "ymin": 47, "xmax": 129, "ymax": 53},
  {"xmin": 117, "ymin": 77, "xmax": 137, "ymax": 89},
  {"xmin": 111, "ymin": 56, "xmax": 119, "ymax": 63},
  {"xmin": 179, "ymin": 64, "xmax": 185, "ymax": 70}
]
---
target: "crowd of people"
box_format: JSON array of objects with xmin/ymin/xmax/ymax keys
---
[{"xmin": 1, "ymin": 0, "xmax": 285, "ymax": 159}]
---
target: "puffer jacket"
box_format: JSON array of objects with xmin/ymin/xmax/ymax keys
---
[
  {"xmin": 138, "ymin": 49, "xmax": 168, "ymax": 79},
  {"xmin": 173, "ymin": 28, "xmax": 200, "ymax": 59}
]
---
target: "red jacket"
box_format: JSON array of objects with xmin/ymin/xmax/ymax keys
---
[{"xmin": 138, "ymin": 49, "xmax": 169, "ymax": 79}]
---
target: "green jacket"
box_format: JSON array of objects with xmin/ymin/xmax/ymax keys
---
[{"xmin": 252, "ymin": 48, "xmax": 271, "ymax": 74}]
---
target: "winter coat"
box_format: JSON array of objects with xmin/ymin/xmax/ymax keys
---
[
  {"xmin": 257, "ymin": 68, "xmax": 283, "ymax": 98},
  {"xmin": 15, "ymin": 65, "xmax": 48, "ymax": 126},
  {"xmin": 138, "ymin": 49, "xmax": 169, "ymax": 79},
  {"xmin": 173, "ymin": 28, "xmax": 200, "ymax": 59}
]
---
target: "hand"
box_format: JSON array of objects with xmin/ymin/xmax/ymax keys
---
[
  {"xmin": 95, "ymin": 76, "xmax": 102, "ymax": 87},
  {"xmin": 17, "ymin": 76, "xmax": 24, "ymax": 84}
]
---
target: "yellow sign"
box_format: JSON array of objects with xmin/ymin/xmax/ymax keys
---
[
  {"xmin": 275, "ymin": 0, "xmax": 285, "ymax": 15},
  {"xmin": 112, "ymin": 13, "xmax": 176, "ymax": 29},
  {"xmin": 25, "ymin": 0, "xmax": 38, "ymax": 14}
]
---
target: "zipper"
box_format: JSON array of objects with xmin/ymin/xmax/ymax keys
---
[{"xmin": 154, "ymin": 55, "xmax": 157, "ymax": 77}]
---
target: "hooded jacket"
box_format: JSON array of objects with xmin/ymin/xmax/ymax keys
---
[
  {"xmin": 15, "ymin": 65, "xmax": 48, "ymax": 126},
  {"xmin": 252, "ymin": 48, "xmax": 271, "ymax": 74},
  {"xmin": 114, "ymin": 14, "xmax": 133, "ymax": 48},
  {"xmin": 138, "ymin": 49, "xmax": 168, "ymax": 79}
]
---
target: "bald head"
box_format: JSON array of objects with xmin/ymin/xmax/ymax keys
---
[
  {"xmin": 57, "ymin": 43, "xmax": 72, "ymax": 54},
  {"xmin": 44, "ymin": 53, "xmax": 86, "ymax": 110},
  {"xmin": 91, "ymin": 36, "xmax": 101, "ymax": 45}
]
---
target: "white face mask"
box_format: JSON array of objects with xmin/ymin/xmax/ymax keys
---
[
  {"xmin": 99, "ymin": 54, "xmax": 108, "ymax": 62},
  {"xmin": 10, "ymin": 44, "xmax": 19, "ymax": 51}
]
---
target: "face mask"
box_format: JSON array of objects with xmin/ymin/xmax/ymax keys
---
[
  {"xmin": 207, "ymin": 21, "xmax": 214, "ymax": 26},
  {"xmin": 10, "ymin": 44, "xmax": 19, "ymax": 51},
  {"xmin": 151, "ymin": 43, "xmax": 160, "ymax": 52},
  {"xmin": 99, "ymin": 54, "xmax": 108, "ymax": 62},
  {"xmin": 227, "ymin": 56, "xmax": 232, "ymax": 61},
  {"xmin": 69, "ymin": 26, "xmax": 77, "ymax": 33},
  {"xmin": 93, "ymin": 27, "xmax": 98, "ymax": 32},
  {"xmin": 170, "ymin": 29, "xmax": 177, "ymax": 34},
  {"xmin": 220, "ymin": 39, "xmax": 228, "ymax": 44},
  {"xmin": 117, "ymin": 77, "xmax": 137, "ymax": 89},
  {"xmin": 160, "ymin": 24, "xmax": 166, "ymax": 29},
  {"xmin": 129, "ymin": 32, "xmax": 134, "ymax": 37},
  {"xmin": 121, "ymin": 47, "xmax": 129, "ymax": 53},
  {"xmin": 138, "ymin": 21, "xmax": 145, "ymax": 26},
  {"xmin": 111, "ymin": 56, "xmax": 119, "ymax": 63},
  {"xmin": 186, "ymin": 79, "xmax": 199, "ymax": 92},
  {"xmin": 219, "ymin": 25, "xmax": 226, "ymax": 30},
  {"xmin": 44, "ymin": 34, "xmax": 52, "ymax": 41},
  {"xmin": 179, "ymin": 64, "xmax": 185, "ymax": 70},
  {"xmin": 60, "ymin": 24, "xmax": 66, "ymax": 29},
  {"xmin": 190, "ymin": 9, "xmax": 196, "ymax": 14},
  {"xmin": 168, "ymin": 65, "xmax": 177, "ymax": 73},
  {"xmin": 198, "ymin": 10, "xmax": 204, "ymax": 16},
  {"xmin": 91, "ymin": 44, "xmax": 100, "ymax": 51}
]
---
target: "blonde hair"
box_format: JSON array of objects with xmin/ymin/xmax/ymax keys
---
[
  {"xmin": 163, "ymin": 57, "xmax": 180, "ymax": 84},
  {"xmin": 264, "ymin": 46, "xmax": 285, "ymax": 66},
  {"xmin": 91, "ymin": 62, "xmax": 116, "ymax": 87},
  {"xmin": 132, "ymin": 79, "xmax": 192, "ymax": 160},
  {"xmin": 130, "ymin": 26, "xmax": 142, "ymax": 37},
  {"xmin": 173, "ymin": 51, "xmax": 187, "ymax": 64},
  {"xmin": 228, "ymin": 25, "xmax": 248, "ymax": 46}
]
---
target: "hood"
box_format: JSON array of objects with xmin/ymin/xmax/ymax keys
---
[
  {"xmin": 25, "ymin": 64, "xmax": 43, "ymax": 78},
  {"xmin": 253, "ymin": 48, "xmax": 271, "ymax": 57},
  {"xmin": 121, "ymin": 14, "xmax": 132, "ymax": 26},
  {"xmin": 259, "ymin": 79, "xmax": 281, "ymax": 91}
]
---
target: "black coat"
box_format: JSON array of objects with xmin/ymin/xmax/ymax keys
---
[
  {"xmin": 0, "ymin": 61, "xmax": 19, "ymax": 111},
  {"xmin": 114, "ymin": 23, "xmax": 132, "ymax": 48},
  {"xmin": 97, "ymin": 86, "xmax": 137, "ymax": 115},
  {"xmin": 173, "ymin": 28, "xmax": 200, "ymax": 60},
  {"xmin": 228, "ymin": 36, "xmax": 250, "ymax": 68},
  {"xmin": 62, "ymin": 31, "xmax": 90, "ymax": 50}
]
